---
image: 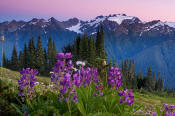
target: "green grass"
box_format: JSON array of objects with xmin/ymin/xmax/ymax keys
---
[
  {"xmin": 0, "ymin": 67, "xmax": 50, "ymax": 85},
  {"xmin": 1, "ymin": 67, "xmax": 175, "ymax": 112},
  {"xmin": 134, "ymin": 92, "xmax": 175, "ymax": 112}
]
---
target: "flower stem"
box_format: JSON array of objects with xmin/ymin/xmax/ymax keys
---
[{"xmin": 67, "ymin": 99, "xmax": 71, "ymax": 116}]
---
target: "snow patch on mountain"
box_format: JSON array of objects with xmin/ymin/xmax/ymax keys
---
[
  {"xmin": 165, "ymin": 22, "xmax": 175, "ymax": 28},
  {"xmin": 29, "ymin": 21, "xmax": 37, "ymax": 25},
  {"xmin": 144, "ymin": 21, "xmax": 165, "ymax": 31},
  {"xmin": 108, "ymin": 14, "xmax": 134, "ymax": 25},
  {"xmin": 66, "ymin": 21, "xmax": 82, "ymax": 33},
  {"xmin": 87, "ymin": 16, "xmax": 106, "ymax": 27}
]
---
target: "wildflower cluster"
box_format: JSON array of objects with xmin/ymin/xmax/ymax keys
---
[
  {"xmin": 50, "ymin": 52, "xmax": 135, "ymax": 106},
  {"xmin": 164, "ymin": 104, "xmax": 175, "ymax": 112},
  {"xmin": 118, "ymin": 89, "xmax": 134, "ymax": 105},
  {"xmin": 163, "ymin": 104, "xmax": 175, "ymax": 116},
  {"xmin": 146, "ymin": 104, "xmax": 175, "ymax": 116},
  {"xmin": 51, "ymin": 53, "xmax": 78, "ymax": 102},
  {"xmin": 18, "ymin": 68, "xmax": 38, "ymax": 101},
  {"xmin": 108, "ymin": 67, "xmax": 122, "ymax": 90}
]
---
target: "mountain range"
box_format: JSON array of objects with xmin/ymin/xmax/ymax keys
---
[{"xmin": 0, "ymin": 14, "xmax": 175, "ymax": 88}]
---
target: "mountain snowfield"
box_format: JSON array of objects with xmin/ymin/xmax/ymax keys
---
[
  {"xmin": 1, "ymin": 14, "xmax": 175, "ymax": 88},
  {"xmin": 65, "ymin": 14, "xmax": 175, "ymax": 34}
]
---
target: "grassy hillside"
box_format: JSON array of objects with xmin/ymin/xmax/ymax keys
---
[
  {"xmin": 0, "ymin": 67, "xmax": 50, "ymax": 85},
  {"xmin": 1, "ymin": 67, "xmax": 175, "ymax": 113}
]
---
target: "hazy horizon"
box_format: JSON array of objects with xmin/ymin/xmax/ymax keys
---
[{"xmin": 1, "ymin": 0, "xmax": 175, "ymax": 22}]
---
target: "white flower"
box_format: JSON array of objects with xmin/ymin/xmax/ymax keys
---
[
  {"xmin": 35, "ymin": 82, "xmax": 39, "ymax": 85},
  {"xmin": 76, "ymin": 61, "xmax": 85, "ymax": 66},
  {"xmin": 50, "ymin": 71, "xmax": 54, "ymax": 74},
  {"xmin": 72, "ymin": 67, "xmax": 78, "ymax": 71}
]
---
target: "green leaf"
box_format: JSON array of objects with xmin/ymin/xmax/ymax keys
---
[
  {"xmin": 131, "ymin": 104, "xmax": 143, "ymax": 114},
  {"xmin": 156, "ymin": 106, "xmax": 161, "ymax": 116},
  {"xmin": 11, "ymin": 103, "xmax": 23, "ymax": 115},
  {"xmin": 76, "ymin": 101, "xmax": 86, "ymax": 116}
]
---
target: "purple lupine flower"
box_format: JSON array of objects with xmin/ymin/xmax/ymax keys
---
[
  {"xmin": 118, "ymin": 89, "xmax": 134, "ymax": 106},
  {"xmin": 18, "ymin": 68, "xmax": 38, "ymax": 101},
  {"xmin": 108, "ymin": 67, "xmax": 122, "ymax": 90},
  {"xmin": 146, "ymin": 110, "xmax": 152, "ymax": 114},
  {"xmin": 164, "ymin": 104, "xmax": 175, "ymax": 112},
  {"xmin": 51, "ymin": 53, "xmax": 78, "ymax": 103},
  {"xmin": 164, "ymin": 112, "xmax": 169, "ymax": 116},
  {"xmin": 152, "ymin": 112, "xmax": 157, "ymax": 116}
]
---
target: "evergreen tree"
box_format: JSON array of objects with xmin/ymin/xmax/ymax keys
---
[
  {"xmin": 48, "ymin": 37, "xmax": 53, "ymax": 69},
  {"xmin": 11, "ymin": 45, "xmax": 19, "ymax": 70},
  {"xmin": 79, "ymin": 34, "xmax": 89, "ymax": 61},
  {"xmin": 18, "ymin": 51, "xmax": 23, "ymax": 70},
  {"xmin": 51, "ymin": 41, "xmax": 57, "ymax": 67},
  {"xmin": 62, "ymin": 44, "xmax": 73, "ymax": 53},
  {"xmin": 73, "ymin": 35, "xmax": 81, "ymax": 62},
  {"xmin": 88, "ymin": 36, "xmax": 96, "ymax": 65},
  {"xmin": 146, "ymin": 66, "xmax": 154, "ymax": 90},
  {"xmin": 23, "ymin": 43, "xmax": 30, "ymax": 68},
  {"xmin": 28, "ymin": 37, "xmax": 36, "ymax": 69},
  {"xmin": 131, "ymin": 59, "xmax": 136, "ymax": 78},
  {"xmin": 43, "ymin": 48, "xmax": 49, "ymax": 75},
  {"xmin": 155, "ymin": 72, "xmax": 163, "ymax": 91},
  {"xmin": 35, "ymin": 36, "xmax": 45, "ymax": 74},
  {"xmin": 95, "ymin": 25, "xmax": 107, "ymax": 59},
  {"xmin": 153, "ymin": 72, "xmax": 156, "ymax": 90},
  {"xmin": 2, "ymin": 52, "xmax": 7, "ymax": 68},
  {"xmin": 137, "ymin": 72, "xmax": 143, "ymax": 89}
]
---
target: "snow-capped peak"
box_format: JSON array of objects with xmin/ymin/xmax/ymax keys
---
[
  {"xmin": 107, "ymin": 14, "xmax": 136, "ymax": 25},
  {"xmin": 66, "ymin": 21, "xmax": 82, "ymax": 33},
  {"xmin": 87, "ymin": 15, "xmax": 107, "ymax": 27},
  {"xmin": 164, "ymin": 22, "xmax": 175, "ymax": 28}
]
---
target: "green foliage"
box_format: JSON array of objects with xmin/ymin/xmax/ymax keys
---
[
  {"xmin": 95, "ymin": 25, "xmax": 107, "ymax": 59},
  {"xmin": 73, "ymin": 35, "xmax": 81, "ymax": 62},
  {"xmin": 28, "ymin": 38, "xmax": 36, "ymax": 69},
  {"xmin": 18, "ymin": 51, "xmax": 23, "ymax": 71},
  {"xmin": 23, "ymin": 43, "xmax": 30, "ymax": 68},
  {"xmin": 11, "ymin": 45, "xmax": 19, "ymax": 71},
  {"xmin": 88, "ymin": 36, "xmax": 96, "ymax": 65},
  {"xmin": 145, "ymin": 66, "xmax": 154, "ymax": 90},
  {"xmin": 48, "ymin": 37, "xmax": 57, "ymax": 72},
  {"xmin": 35, "ymin": 36, "xmax": 45, "ymax": 74}
]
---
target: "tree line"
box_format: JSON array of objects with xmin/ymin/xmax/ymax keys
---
[
  {"xmin": 120, "ymin": 59, "xmax": 164, "ymax": 91},
  {"xmin": 2, "ymin": 24, "xmax": 164, "ymax": 91},
  {"xmin": 3, "ymin": 36, "xmax": 57, "ymax": 76}
]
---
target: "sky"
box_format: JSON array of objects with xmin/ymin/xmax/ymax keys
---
[{"xmin": 0, "ymin": 0, "xmax": 175, "ymax": 22}]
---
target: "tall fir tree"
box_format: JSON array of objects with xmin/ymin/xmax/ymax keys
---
[
  {"xmin": 47, "ymin": 37, "xmax": 57, "ymax": 72},
  {"xmin": 95, "ymin": 25, "xmax": 107, "ymax": 59},
  {"xmin": 137, "ymin": 72, "xmax": 143, "ymax": 89},
  {"xmin": 88, "ymin": 36, "xmax": 96, "ymax": 65},
  {"xmin": 51, "ymin": 41, "xmax": 57, "ymax": 67},
  {"xmin": 18, "ymin": 51, "xmax": 23, "ymax": 70},
  {"xmin": 2, "ymin": 52, "xmax": 7, "ymax": 68},
  {"xmin": 35, "ymin": 36, "xmax": 45, "ymax": 74},
  {"xmin": 73, "ymin": 35, "xmax": 81, "ymax": 62},
  {"xmin": 131, "ymin": 59, "xmax": 136, "ymax": 78},
  {"xmin": 47, "ymin": 37, "xmax": 53, "ymax": 69},
  {"xmin": 43, "ymin": 48, "xmax": 49, "ymax": 75},
  {"xmin": 79, "ymin": 34, "xmax": 89, "ymax": 61},
  {"xmin": 28, "ymin": 37, "xmax": 36, "ymax": 69},
  {"xmin": 155, "ymin": 72, "xmax": 163, "ymax": 91},
  {"xmin": 11, "ymin": 45, "xmax": 19, "ymax": 70},
  {"xmin": 23, "ymin": 43, "xmax": 30, "ymax": 68},
  {"xmin": 146, "ymin": 66, "xmax": 154, "ymax": 90},
  {"xmin": 153, "ymin": 72, "xmax": 156, "ymax": 90}
]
